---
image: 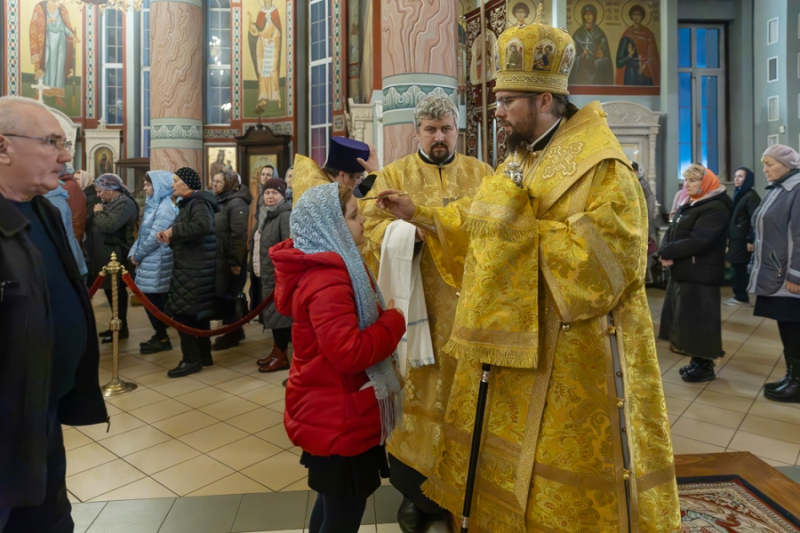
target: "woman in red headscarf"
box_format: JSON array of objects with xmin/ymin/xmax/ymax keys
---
[{"xmin": 657, "ymin": 164, "xmax": 732, "ymax": 382}]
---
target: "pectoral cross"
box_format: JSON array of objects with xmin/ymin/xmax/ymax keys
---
[{"xmin": 31, "ymin": 79, "xmax": 49, "ymax": 102}]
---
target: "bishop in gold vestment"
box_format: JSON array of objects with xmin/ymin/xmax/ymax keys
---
[
  {"xmin": 363, "ymin": 142, "xmax": 491, "ymax": 522},
  {"xmin": 376, "ymin": 13, "xmax": 680, "ymax": 533}
]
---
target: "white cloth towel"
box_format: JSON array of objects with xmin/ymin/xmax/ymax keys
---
[{"xmin": 377, "ymin": 220, "xmax": 435, "ymax": 375}]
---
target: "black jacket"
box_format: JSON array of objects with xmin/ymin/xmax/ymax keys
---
[
  {"xmin": 727, "ymin": 189, "xmax": 761, "ymax": 264},
  {"xmin": 86, "ymin": 194, "xmax": 138, "ymax": 288},
  {"xmin": 0, "ymin": 194, "xmax": 107, "ymax": 508},
  {"xmin": 166, "ymin": 192, "xmax": 219, "ymax": 318},
  {"xmin": 659, "ymin": 192, "xmax": 732, "ymax": 285},
  {"xmin": 215, "ymin": 185, "xmax": 253, "ymax": 297}
]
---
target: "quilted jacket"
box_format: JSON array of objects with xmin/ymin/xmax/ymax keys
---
[
  {"xmin": 270, "ymin": 239, "xmax": 406, "ymax": 457},
  {"xmin": 130, "ymin": 171, "xmax": 177, "ymax": 294},
  {"xmin": 166, "ymin": 191, "xmax": 219, "ymax": 318},
  {"xmin": 215, "ymin": 184, "xmax": 252, "ymax": 297}
]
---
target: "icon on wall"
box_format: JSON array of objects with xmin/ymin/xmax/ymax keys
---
[{"xmin": 95, "ymin": 147, "xmax": 115, "ymax": 178}]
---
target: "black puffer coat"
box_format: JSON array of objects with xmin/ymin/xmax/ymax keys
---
[
  {"xmin": 215, "ymin": 185, "xmax": 253, "ymax": 297},
  {"xmin": 659, "ymin": 192, "xmax": 732, "ymax": 285},
  {"xmin": 727, "ymin": 189, "xmax": 761, "ymax": 264},
  {"xmin": 166, "ymin": 192, "xmax": 219, "ymax": 318}
]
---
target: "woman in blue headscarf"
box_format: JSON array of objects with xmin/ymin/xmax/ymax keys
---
[
  {"xmin": 129, "ymin": 171, "xmax": 177, "ymax": 354},
  {"xmin": 269, "ymin": 183, "xmax": 406, "ymax": 533},
  {"xmin": 725, "ymin": 167, "xmax": 761, "ymax": 306}
]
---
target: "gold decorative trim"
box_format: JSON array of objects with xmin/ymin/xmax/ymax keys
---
[
  {"xmin": 448, "ymin": 324, "xmax": 540, "ymax": 347},
  {"xmin": 539, "ymin": 248, "xmax": 573, "ymax": 324},
  {"xmin": 574, "ymin": 216, "xmax": 626, "ymax": 298},
  {"xmin": 602, "ymin": 316, "xmax": 630, "ymax": 533},
  {"xmin": 468, "ymin": 201, "xmax": 537, "ymax": 231},
  {"xmin": 495, "ymin": 71, "xmax": 569, "ymax": 95},
  {"xmin": 636, "ymin": 464, "xmax": 676, "ymax": 493},
  {"xmin": 613, "ymin": 307, "xmax": 641, "ymax": 531},
  {"xmin": 533, "ymin": 462, "xmax": 616, "ymax": 492}
]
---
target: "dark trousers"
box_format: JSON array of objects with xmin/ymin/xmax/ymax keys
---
[
  {"xmin": 174, "ymin": 314, "xmax": 211, "ymax": 364},
  {"xmin": 4, "ymin": 423, "xmax": 72, "ymax": 533},
  {"xmin": 249, "ymin": 271, "xmax": 263, "ymax": 314},
  {"xmin": 729, "ymin": 263, "xmax": 750, "ymax": 303},
  {"xmin": 272, "ymin": 327, "xmax": 292, "ymax": 351},
  {"xmin": 308, "ymin": 492, "xmax": 367, "ymax": 533},
  {"xmin": 104, "ymin": 284, "xmax": 128, "ymax": 328},
  {"xmin": 143, "ymin": 292, "xmax": 169, "ymax": 340},
  {"xmin": 388, "ymin": 454, "xmax": 445, "ymax": 518},
  {"xmin": 778, "ymin": 321, "xmax": 800, "ymax": 362}
]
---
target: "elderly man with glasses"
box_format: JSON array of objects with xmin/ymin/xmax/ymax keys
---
[{"xmin": 0, "ymin": 96, "xmax": 107, "ymax": 532}]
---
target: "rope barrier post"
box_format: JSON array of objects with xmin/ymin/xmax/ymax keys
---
[{"xmin": 101, "ymin": 253, "xmax": 138, "ymax": 398}]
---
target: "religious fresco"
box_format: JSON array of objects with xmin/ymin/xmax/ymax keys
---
[
  {"xmin": 566, "ymin": 0, "xmax": 660, "ymax": 94},
  {"xmin": 19, "ymin": 0, "xmax": 84, "ymax": 117},
  {"xmin": 206, "ymin": 145, "xmax": 238, "ymax": 186},
  {"xmin": 94, "ymin": 147, "xmax": 114, "ymax": 177},
  {"xmin": 243, "ymin": 0, "xmax": 289, "ymax": 119},
  {"xmin": 506, "ymin": 0, "xmax": 549, "ymax": 28}
]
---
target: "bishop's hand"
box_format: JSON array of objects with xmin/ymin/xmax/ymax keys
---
[{"xmin": 376, "ymin": 190, "xmax": 415, "ymax": 221}]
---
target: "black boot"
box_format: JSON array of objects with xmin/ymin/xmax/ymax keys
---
[
  {"xmin": 764, "ymin": 362, "xmax": 800, "ymax": 403},
  {"xmin": 765, "ymin": 359, "xmax": 794, "ymax": 391},
  {"xmin": 167, "ymin": 361, "xmax": 202, "ymax": 378},
  {"xmin": 397, "ymin": 497, "xmax": 428, "ymax": 533},
  {"xmin": 679, "ymin": 358, "xmax": 701, "ymax": 376},
  {"xmin": 202, "ymin": 355, "xmax": 214, "ymax": 367},
  {"xmin": 681, "ymin": 357, "xmax": 715, "ymax": 383},
  {"xmin": 212, "ymin": 328, "xmax": 246, "ymax": 351}
]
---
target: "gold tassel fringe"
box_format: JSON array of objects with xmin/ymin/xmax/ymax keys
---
[{"xmin": 443, "ymin": 338, "xmax": 539, "ymax": 369}]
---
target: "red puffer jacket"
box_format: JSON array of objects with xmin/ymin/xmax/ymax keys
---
[{"xmin": 269, "ymin": 239, "xmax": 406, "ymax": 457}]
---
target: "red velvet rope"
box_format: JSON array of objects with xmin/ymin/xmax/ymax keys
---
[
  {"xmin": 87, "ymin": 272, "xmax": 106, "ymax": 299},
  {"xmin": 122, "ymin": 272, "xmax": 274, "ymax": 337}
]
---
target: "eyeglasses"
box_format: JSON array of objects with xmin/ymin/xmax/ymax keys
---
[
  {"xmin": 2, "ymin": 134, "xmax": 73, "ymax": 151},
  {"xmin": 495, "ymin": 94, "xmax": 540, "ymax": 109}
]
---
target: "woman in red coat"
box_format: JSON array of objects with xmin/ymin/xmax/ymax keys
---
[{"xmin": 270, "ymin": 183, "xmax": 406, "ymax": 533}]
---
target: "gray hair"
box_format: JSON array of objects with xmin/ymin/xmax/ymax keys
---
[
  {"xmin": 413, "ymin": 95, "xmax": 459, "ymax": 132},
  {"xmin": 0, "ymin": 96, "xmax": 51, "ymax": 136}
]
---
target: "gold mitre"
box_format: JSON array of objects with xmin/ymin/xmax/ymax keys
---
[{"xmin": 494, "ymin": 4, "xmax": 575, "ymax": 95}]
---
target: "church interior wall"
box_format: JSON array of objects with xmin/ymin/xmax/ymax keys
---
[{"xmin": 754, "ymin": 0, "xmax": 789, "ymax": 194}]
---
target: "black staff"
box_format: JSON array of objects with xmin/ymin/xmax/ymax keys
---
[{"xmin": 460, "ymin": 363, "xmax": 492, "ymax": 533}]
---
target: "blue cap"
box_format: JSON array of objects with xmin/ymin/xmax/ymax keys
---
[{"xmin": 324, "ymin": 137, "xmax": 370, "ymax": 174}]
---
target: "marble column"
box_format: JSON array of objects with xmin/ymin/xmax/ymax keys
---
[
  {"xmin": 150, "ymin": 0, "xmax": 204, "ymax": 173},
  {"xmin": 381, "ymin": 0, "xmax": 458, "ymax": 163}
]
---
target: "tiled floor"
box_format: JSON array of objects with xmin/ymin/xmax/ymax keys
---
[{"xmin": 67, "ymin": 286, "xmax": 800, "ymax": 530}]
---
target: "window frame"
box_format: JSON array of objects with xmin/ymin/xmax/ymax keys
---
[
  {"xmin": 309, "ymin": 0, "xmax": 332, "ymax": 167},
  {"xmin": 206, "ymin": 0, "xmax": 232, "ymax": 126},
  {"xmin": 677, "ymin": 23, "xmax": 728, "ymax": 181},
  {"xmin": 767, "ymin": 17, "xmax": 779, "ymax": 45},
  {"xmin": 101, "ymin": 9, "xmax": 125, "ymax": 126},
  {"xmin": 768, "ymin": 134, "xmax": 779, "ymax": 147},
  {"xmin": 768, "ymin": 95, "xmax": 779, "ymax": 122},
  {"xmin": 768, "ymin": 56, "xmax": 779, "ymax": 83}
]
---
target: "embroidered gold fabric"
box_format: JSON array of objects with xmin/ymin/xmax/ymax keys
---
[
  {"xmin": 291, "ymin": 154, "xmax": 332, "ymax": 205},
  {"xmin": 362, "ymin": 152, "xmax": 491, "ymax": 480},
  {"xmin": 414, "ymin": 102, "xmax": 680, "ymax": 532}
]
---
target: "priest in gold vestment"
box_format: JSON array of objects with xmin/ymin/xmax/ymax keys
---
[
  {"xmin": 362, "ymin": 95, "xmax": 492, "ymax": 532},
  {"xmin": 376, "ymin": 14, "xmax": 681, "ymax": 533}
]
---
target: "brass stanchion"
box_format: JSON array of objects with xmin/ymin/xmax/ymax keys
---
[{"xmin": 101, "ymin": 253, "xmax": 138, "ymax": 397}]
